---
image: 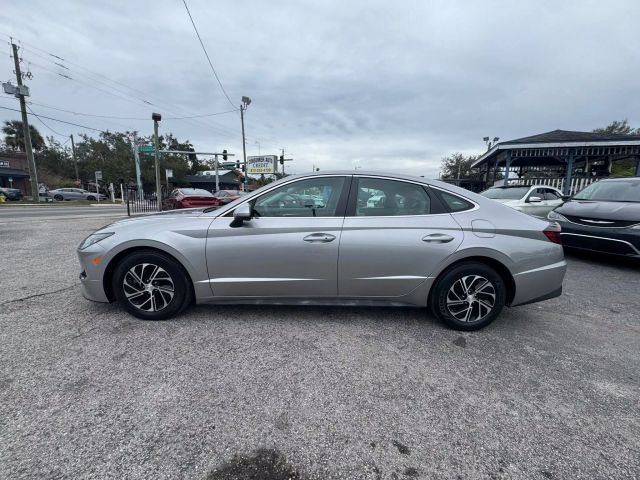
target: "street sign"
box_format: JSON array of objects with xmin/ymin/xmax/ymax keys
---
[
  {"xmin": 95, "ymin": 171, "xmax": 103, "ymax": 181},
  {"xmin": 247, "ymin": 155, "xmax": 277, "ymax": 174},
  {"xmin": 165, "ymin": 168, "xmax": 173, "ymax": 181},
  {"xmin": 138, "ymin": 145, "xmax": 155, "ymax": 153}
]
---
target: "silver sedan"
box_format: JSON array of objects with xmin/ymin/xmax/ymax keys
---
[
  {"xmin": 77, "ymin": 172, "xmax": 566, "ymax": 330},
  {"xmin": 49, "ymin": 188, "xmax": 107, "ymax": 201}
]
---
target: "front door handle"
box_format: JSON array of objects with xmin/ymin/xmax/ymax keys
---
[
  {"xmin": 422, "ymin": 233, "xmax": 454, "ymax": 243},
  {"xmin": 303, "ymin": 233, "xmax": 336, "ymax": 243}
]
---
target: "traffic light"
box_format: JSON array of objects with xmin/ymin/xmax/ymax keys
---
[
  {"xmin": 279, "ymin": 155, "xmax": 284, "ymax": 165},
  {"xmin": 241, "ymin": 165, "xmax": 246, "ymax": 172},
  {"xmin": 235, "ymin": 160, "xmax": 240, "ymax": 169},
  {"xmin": 222, "ymin": 149, "xmax": 228, "ymax": 161}
]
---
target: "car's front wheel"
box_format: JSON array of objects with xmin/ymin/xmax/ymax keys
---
[
  {"xmin": 53, "ymin": 194, "xmax": 63, "ymax": 201},
  {"xmin": 112, "ymin": 250, "xmax": 192, "ymax": 320},
  {"xmin": 430, "ymin": 262, "xmax": 506, "ymax": 331}
]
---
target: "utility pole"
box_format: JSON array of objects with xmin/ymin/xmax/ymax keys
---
[
  {"xmin": 11, "ymin": 42, "xmax": 39, "ymax": 201},
  {"xmin": 70, "ymin": 134, "xmax": 79, "ymax": 182},
  {"xmin": 214, "ymin": 154, "xmax": 219, "ymax": 192},
  {"xmin": 240, "ymin": 96, "xmax": 251, "ymax": 192},
  {"xmin": 152, "ymin": 113, "xmax": 162, "ymax": 211},
  {"xmin": 132, "ymin": 133, "xmax": 143, "ymax": 200},
  {"xmin": 281, "ymin": 148, "xmax": 285, "ymax": 175}
]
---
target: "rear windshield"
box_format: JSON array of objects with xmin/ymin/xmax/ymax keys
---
[
  {"xmin": 480, "ymin": 187, "xmax": 529, "ymax": 200},
  {"xmin": 180, "ymin": 189, "xmax": 212, "ymax": 196},
  {"xmin": 573, "ymin": 180, "xmax": 640, "ymax": 202}
]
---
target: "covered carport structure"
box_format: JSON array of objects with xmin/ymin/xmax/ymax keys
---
[{"xmin": 471, "ymin": 130, "xmax": 640, "ymax": 195}]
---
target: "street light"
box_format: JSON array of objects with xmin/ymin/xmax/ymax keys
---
[
  {"xmin": 484, "ymin": 136, "xmax": 500, "ymax": 150},
  {"xmin": 240, "ymin": 96, "xmax": 251, "ymax": 191}
]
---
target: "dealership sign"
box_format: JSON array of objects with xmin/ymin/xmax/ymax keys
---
[{"xmin": 247, "ymin": 155, "xmax": 277, "ymax": 174}]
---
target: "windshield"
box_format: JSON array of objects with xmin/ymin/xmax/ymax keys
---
[
  {"xmin": 480, "ymin": 187, "xmax": 529, "ymax": 200},
  {"xmin": 573, "ymin": 180, "xmax": 640, "ymax": 202}
]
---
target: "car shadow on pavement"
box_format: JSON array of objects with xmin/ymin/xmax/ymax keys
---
[{"xmin": 564, "ymin": 248, "xmax": 640, "ymax": 271}]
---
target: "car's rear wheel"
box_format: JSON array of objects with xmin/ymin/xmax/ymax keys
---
[
  {"xmin": 87, "ymin": 195, "xmax": 96, "ymax": 201},
  {"xmin": 112, "ymin": 250, "xmax": 192, "ymax": 320},
  {"xmin": 430, "ymin": 262, "xmax": 506, "ymax": 331},
  {"xmin": 53, "ymin": 194, "xmax": 63, "ymax": 201}
]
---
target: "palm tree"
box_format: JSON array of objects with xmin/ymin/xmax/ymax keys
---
[{"xmin": 2, "ymin": 120, "xmax": 45, "ymax": 151}]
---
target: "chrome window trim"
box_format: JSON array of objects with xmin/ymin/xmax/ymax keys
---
[{"xmin": 560, "ymin": 232, "xmax": 640, "ymax": 254}]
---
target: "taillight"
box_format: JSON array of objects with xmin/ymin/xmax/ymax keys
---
[{"xmin": 543, "ymin": 223, "xmax": 562, "ymax": 244}]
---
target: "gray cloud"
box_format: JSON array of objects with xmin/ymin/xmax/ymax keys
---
[{"xmin": 1, "ymin": 0, "xmax": 639, "ymax": 178}]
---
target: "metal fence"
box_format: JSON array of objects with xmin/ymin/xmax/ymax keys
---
[
  {"xmin": 508, "ymin": 176, "xmax": 600, "ymax": 195},
  {"xmin": 124, "ymin": 185, "xmax": 167, "ymax": 216}
]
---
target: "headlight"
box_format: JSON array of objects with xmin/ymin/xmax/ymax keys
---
[
  {"xmin": 547, "ymin": 210, "xmax": 568, "ymax": 222},
  {"xmin": 79, "ymin": 232, "xmax": 114, "ymax": 250}
]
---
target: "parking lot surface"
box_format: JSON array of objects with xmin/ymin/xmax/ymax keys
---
[{"xmin": 1, "ymin": 216, "xmax": 638, "ymax": 479}]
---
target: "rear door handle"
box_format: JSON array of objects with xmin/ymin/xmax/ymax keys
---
[
  {"xmin": 422, "ymin": 233, "xmax": 454, "ymax": 243},
  {"xmin": 303, "ymin": 233, "xmax": 336, "ymax": 243}
]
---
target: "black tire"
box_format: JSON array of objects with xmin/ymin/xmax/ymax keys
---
[
  {"xmin": 53, "ymin": 194, "xmax": 63, "ymax": 201},
  {"xmin": 112, "ymin": 250, "xmax": 192, "ymax": 320},
  {"xmin": 429, "ymin": 262, "xmax": 506, "ymax": 331},
  {"xmin": 86, "ymin": 195, "xmax": 96, "ymax": 201}
]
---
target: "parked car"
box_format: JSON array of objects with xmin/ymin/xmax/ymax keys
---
[
  {"xmin": 211, "ymin": 189, "xmax": 244, "ymax": 206},
  {"xmin": 480, "ymin": 185, "xmax": 566, "ymax": 217},
  {"xmin": 164, "ymin": 188, "xmax": 219, "ymax": 209},
  {"xmin": 0, "ymin": 187, "xmax": 23, "ymax": 201},
  {"xmin": 548, "ymin": 177, "xmax": 640, "ymax": 257},
  {"xmin": 78, "ymin": 172, "xmax": 566, "ymax": 331},
  {"xmin": 48, "ymin": 188, "xmax": 106, "ymax": 201}
]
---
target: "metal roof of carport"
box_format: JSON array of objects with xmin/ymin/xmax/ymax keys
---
[{"xmin": 471, "ymin": 129, "xmax": 640, "ymax": 168}]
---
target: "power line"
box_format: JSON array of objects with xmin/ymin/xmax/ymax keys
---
[
  {"xmin": 0, "ymin": 105, "xmax": 105, "ymax": 132},
  {"xmin": 26, "ymin": 104, "xmax": 66, "ymax": 137},
  {"xmin": 181, "ymin": 0, "xmax": 237, "ymax": 109},
  {"xmin": 10, "ymin": 35, "xmax": 245, "ymax": 139},
  {"xmin": 4, "ymin": 34, "xmax": 282, "ymax": 149}
]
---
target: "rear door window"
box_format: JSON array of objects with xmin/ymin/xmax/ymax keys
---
[{"xmin": 438, "ymin": 191, "xmax": 475, "ymax": 212}]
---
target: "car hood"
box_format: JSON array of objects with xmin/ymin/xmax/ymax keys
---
[{"xmin": 556, "ymin": 200, "xmax": 640, "ymax": 221}]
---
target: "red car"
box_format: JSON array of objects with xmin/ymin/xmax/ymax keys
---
[
  {"xmin": 164, "ymin": 188, "xmax": 219, "ymax": 209},
  {"xmin": 211, "ymin": 189, "xmax": 243, "ymax": 206}
]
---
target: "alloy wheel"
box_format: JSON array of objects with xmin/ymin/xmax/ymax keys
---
[
  {"xmin": 446, "ymin": 275, "xmax": 496, "ymax": 323},
  {"xmin": 122, "ymin": 263, "xmax": 175, "ymax": 312}
]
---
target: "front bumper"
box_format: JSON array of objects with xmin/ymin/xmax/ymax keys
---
[
  {"xmin": 77, "ymin": 244, "xmax": 110, "ymax": 303},
  {"xmin": 558, "ymin": 222, "xmax": 640, "ymax": 257}
]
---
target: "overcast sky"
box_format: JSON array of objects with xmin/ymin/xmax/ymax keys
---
[{"xmin": 1, "ymin": 0, "xmax": 639, "ymax": 177}]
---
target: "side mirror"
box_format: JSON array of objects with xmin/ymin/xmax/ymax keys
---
[
  {"xmin": 528, "ymin": 196, "xmax": 542, "ymax": 203},
  {"xmin": 230, "ymin": 203, "xmax": 252, "ymax": 228}
]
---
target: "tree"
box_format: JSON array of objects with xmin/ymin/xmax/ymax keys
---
[
  {"xmin": 440, "ymin": 153, "xmax": 479, "ymax": 180},
  {"xmin": 2, "ymin": 120, "xmax": 46, "ymax": 151},
  {"xmin": 593, "ymin": 119, "xmax": 639, "ymax": 135}
]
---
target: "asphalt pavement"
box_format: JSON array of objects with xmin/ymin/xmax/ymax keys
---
[{"xmin": 0, "ymin": 215, "xmax": 638, "ymax": 479}]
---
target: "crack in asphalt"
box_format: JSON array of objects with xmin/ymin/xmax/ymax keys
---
[{"xmin": 0, "ymin": 284, "xmax": 77, "ymax": 306}]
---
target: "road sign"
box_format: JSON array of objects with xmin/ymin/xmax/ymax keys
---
[
  {"xmin": 95, "ymin": 171, "xmax": 103, "ymax": 181},
  {"xmin": 138, "ymin": 145, "xmax": 155, "ymax": 153},
  {"xmin": 247, "ymin": 155, "xmax": 277, "ymax": 174}
]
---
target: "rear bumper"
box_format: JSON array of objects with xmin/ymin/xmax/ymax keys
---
[{"xmin": 511, "ymin": 260, "xmax": 567, "ymax": 307}]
